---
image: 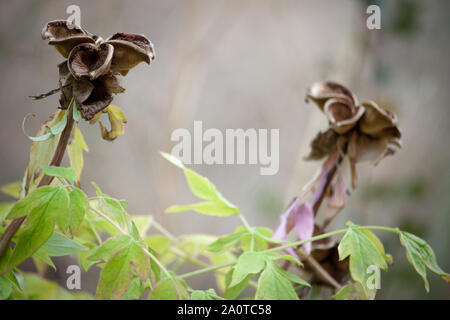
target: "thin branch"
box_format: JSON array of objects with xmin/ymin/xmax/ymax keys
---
[
  {"xmin": 29, "ymin": 84, "xmax": 71, "ymax": 100},
  {"xmin": 297, "ymin": 249, "xmax": 342, "ymax": 291},
  {"xmin": 0, "ymin": 104, "xmax": 75, "ymax": 260}
]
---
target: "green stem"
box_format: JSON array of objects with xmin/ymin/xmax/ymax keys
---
[{"xmin": 177, "ymin": 225, "xmax": 401, "ymax": 280}]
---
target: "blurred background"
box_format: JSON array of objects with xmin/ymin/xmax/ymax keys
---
[{"xmin": 0, "ymin": 0, "xmax": 449, "ymax": 299}]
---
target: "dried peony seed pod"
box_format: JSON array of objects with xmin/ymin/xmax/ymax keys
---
[
  {"xmin": 42, "ymin": 20, "xmax": 95, "ymax": 58},
  {"xmin": 305, "ymin": 81, "xmax": 402, "ymax": 188},
  {"xmin": 307, "ymin": 81, "xmax": 358, "ymax": 111},
  {"xmin": 68, "ymin": 43, "xmax": 114, "ymax": 80},
  {"xmin": 105, "ymin": 33, "xmax": 156, "ymax": 76},
  {"xmin": 323, "ymin": 98, "xmax": 365, "ymax": 135},
  {"xmin": 40, "ymin": 20, "xmax": 155, "ymax": 128}
]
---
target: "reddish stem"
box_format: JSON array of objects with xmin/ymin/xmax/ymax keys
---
[{"xmin": 0, "ymin": 107, "xmax": 75, "ymax": 261}]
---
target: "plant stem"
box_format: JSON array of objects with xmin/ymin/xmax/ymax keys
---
[
  {"xmin": 179, "ymin": 262, "xmax": 235, "ymax": 279},
  {"xmin": 297, "ymin": 249, "xmax": 342, "ymax": 290},
  {"xmin": 176, "ymin": 225, "xmax": 400, "ymax": 281},
  {"xmin": 0, "ymin": 106, "xmax": 75, "ymax": 260}
]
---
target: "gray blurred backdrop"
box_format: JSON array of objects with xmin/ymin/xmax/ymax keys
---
[{"xmin": 0, "ymin": 0, "xmax": 449, "ymax": 299}]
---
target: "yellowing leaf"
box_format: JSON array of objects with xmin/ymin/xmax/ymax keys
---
[
  {"xmin": 97, "ymin": 105, "xmax": 127, "ymax": 141},
  {"xmin": 0, "ymin": 181, "xmax": 22, "ymax": 199},
  {"xmin": 67, "ymin": 127, "xmax": 89, "ymax": 185}
]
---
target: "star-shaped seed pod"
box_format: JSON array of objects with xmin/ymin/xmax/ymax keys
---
[
  {"xmin": 42, "ymin": 20, "xmax": 155, "ymax": 129},
  {"xmin": 305, "ymin": 81, "xmax": 402, "ymax": 188}
]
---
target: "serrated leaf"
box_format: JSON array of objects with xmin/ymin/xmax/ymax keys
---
[
  {"xmin": 255, "ymin": 260, "xmax": 298, "ymax": 300},
  {"xmin": 162, "ymin": 152, "xmax": 239, "ymax": 217},
  {"xmin": 272, "ymin": 263, "xmax": 309, "ymax": 287},
  {"xmin": 96, "ymin": 241, "xmax": 150, "ymax": 300},
  {"xmin": 230, "ymin": 251, "xmax": 266, "ymax": 287},
  {"xmin": 7, "ymin": 186, "xmax": 70, "ymax": 271},
  {"xmin": 338, "ymin": 223, "xmax": 389, "ymax": 298},
  {"xmin": 88, "ymin": 235, "xmax": 132, "ymax": 263},
  {"xmin": 399, "ymin": 231, "xmax": 450, "ymax": 292},
  {"xmin": 8, "ymin": 186, "xmax": 59, "ymax": 219}
]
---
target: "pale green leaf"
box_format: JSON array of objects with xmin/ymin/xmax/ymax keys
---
[
  {"xmin": 0, "ymin": 181, "xmax": 22, "ymax": 199},
  {"xmin": 8, "ymin": 186, "xmax": 69, "ymax": 270},
  {"xmin": 230, "ymin": 251, "xmax": 266, "ymax": 287},
  {"xmin": 399, "ymin": 231, "xmax": 450, "ymax": 292},
  {"xmin": 255, "ymin": 261, "xmax": 298, "ymax": 300}
]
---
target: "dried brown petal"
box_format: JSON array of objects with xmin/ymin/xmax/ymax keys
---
[
  {"xmin": 75, "ymin": 77, "xmax": 113, "ymax": 120},
  {"xmin": 101, "ymin": 73, "xmax": 125, "ymax": 94},
  {"xmin": 73, "ymin": 77, "xmax": 94, "ymax": 104},
  {"xmin": 42, "ymin": 20, "xmax": 95, "ymax": 58},
  {"xmin": 106, "ymin": 33, "xmax": 155, "ymax": 76},
  {"xmin": 305, "ymin": 129, "xmax": 338, "ymax": 161},
  {"xmin": 359, "ymin": 100, "xmax": 398, "ymax": 137},
  {"xmin": 307, "ymin": 81, "xmax": 357, "ymax": 111},
  {"xmin": 324, "ymin": 98, "xmax": 365, "ymax": 135},
  {"xmin": 57, "ymin": 61, "xmax": 74, "ymax": 109},
  {"xmin": 68, "ymin": 43, "xmax": 114, "ymax": 80},
  {"xmin": 72, "ymin": 74, "xmax": 125, "ymax": 121}
]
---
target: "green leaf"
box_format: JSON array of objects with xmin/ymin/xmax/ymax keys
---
[
  {"xmin": 22, "ymin": 110, "xmax": 65, "ymax": 192},
  {"xmin": 33, "ymin": 249, "xmax": 56, "ymax": 271},
  {"xmin": 206, "ymin": 230, "xmax": 249, "ymax": 252},
  {"xmin": 121, "ymin": 277, "xmax": 146, "ymax": 300},
  {"xmin": 270, "ymin": 254, "xmax": 304, "ymax": 267},
  {"xmin": 256, "ymin": 260, "xmax": 298, "ymax": 300},
  {"xmin": 271, "ymin": 263, "xmax": 309, "ymax": 287},
  {"xmin": 224, "ymin": 268, "xmax": 249, "ymax": 300},
  {"xmin": 148, "ymin": 278, "xmax": 190, "ymax": 300},
  {"xmin": 96, "ymin": 241, "xmax": 150, "ymax": 300},
  {"xmin": 0, "ymin": 181, "xmax": 22, "ymax": 199},
  {"xmin": 333, "ymin": 282, "xmax": 368, "ymax": 300},
  {"xmin": 67, "ymin": 187, "xmax": 88, "ymax": 236},
  {"xmin": 238, "ymin": 226, "xmax": 273, "ymax": 251},
  {"xmin": 40, "ymin": 166, "xmax": 76, "ymax": 184},
  {"xmin": 11, "ymin": 273, "xmax": 92, "ymax": 300},
  {"xmin": 166, "ymin": 201, "xmax": 239, "ymax": 217},
  {"xmin": 0, "ymin": 202, "xmax": 14, "ymax": 223},
  {"xmin": 37, "ymin": 232, "xmax": 85, "ymax": 257},
  {"xmin": 88, "ymin": 235, "xmax": 133, "ymax": 264},
  {"xmin": 338, "ymin": 223, "xmax": 389, "ymax": 298},
  {"xmin": 72, "ymin": 104, "xmax": 82, "ymax": 121},
  {"xmin": 0, "ymin": 276, "xmax": 13, "ymax": 299},
  {"xmin": 7, "ymin": 186, "xmax": 70, "ymax": 271},
  {"xmin": 8, "ymin": 186, "xmax": 59, "ymax": 219},
  {"xmin": 190, "ymin": 288, "xmax": 217, "ymax": 300},
  {"xmin": 67, "ymin": 127, "xmax": 89, "ymax": 185},
  {"xmin": 399, "ymin": 231, "xmax": 450, "ymax": 292},
  {"xmin": 90, "ymin": 183, "xmax": 128, "ymax": 228},
  {"xmin": 162, "ymin": 152, "xmax": 239, "ymax": 217},
  {"xmin": 144, "ymin": 235, "xmax": 171, "ymax": 256},
  {"xmin": 230, "ymin": 251, "xmax": 266, "ymax": 287}
]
